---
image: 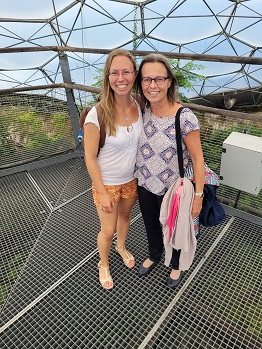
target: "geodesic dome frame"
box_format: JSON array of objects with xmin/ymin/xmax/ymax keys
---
[
  {"xmin": 1, "ymin": 0, "xmax": 262, "ymax": 108},
  {"xmin": 1, "ymin": 3, "xmax": 262, "ymax": 348}
]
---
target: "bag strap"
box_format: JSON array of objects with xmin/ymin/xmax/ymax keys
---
[
  {"xmin": 79, "ymin": 100, "xmax": 105, "ymax": 156},
  {"xmin": 175, "ymin": 107, "xmax": 185, "ymax": 178},
  {"xmin": 96, "ymin": 102, "xmax": 105, "ymax": 156},
  {"xmin": 79, "ymin": 106, "xmax": 91, "ymax": 129}
]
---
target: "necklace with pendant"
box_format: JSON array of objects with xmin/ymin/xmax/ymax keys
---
[
  {"xmin": 125, "ymin": 114, "xmax": 133, "ymax": 132},
  {"xmin": 121, "ymin": 105, "xmax": 132, "ymax": 121},
  {"xmin": 117, "ymin": 99, "xmax": 133, "ymax": 126},
  {"xmin": 127, "ymin": 124, "xmax": 133, "ymax": 132},
  {"xmin": 125, "ymin": 109, "xmax": 133, "ymax": 132}
]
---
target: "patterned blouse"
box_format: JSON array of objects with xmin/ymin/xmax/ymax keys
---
[{"xmin": 134, "ymin": 106, "xmax": 200, "ymax": 195}]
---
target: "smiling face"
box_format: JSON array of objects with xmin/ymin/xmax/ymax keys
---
[
  {"xmin": 108, "ymin": 55, "xmax": 137, "ymax": 96},
  {"xmin": 141, "ymin": 62, "xmax": 171, "ymax": 106}
]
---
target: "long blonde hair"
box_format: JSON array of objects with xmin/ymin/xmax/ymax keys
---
[{"xmin": 100, "ymin": 49, "xmax": 137, "ymax": 136}]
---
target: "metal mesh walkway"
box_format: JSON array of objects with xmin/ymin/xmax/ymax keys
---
[{"xmin": 0, "ymin": 158, "xmax": 261, "ymax": 348}]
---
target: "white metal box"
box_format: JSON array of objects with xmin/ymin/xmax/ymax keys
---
[{"xmin": 220, "ymin": 131, "xmax": 262, "ymax": 195}]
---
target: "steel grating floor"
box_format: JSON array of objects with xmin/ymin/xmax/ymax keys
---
[{"xmin": 0, "ymin": 158, "xmax": 261, "ymax": 349}]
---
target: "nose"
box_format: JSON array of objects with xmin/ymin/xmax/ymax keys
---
[
  {"xmin": 116, "ymin": 72, "xmax": 125, "ymax": 80},
  {"xmin": 149, "ymin": 79, "xmax": 157, "ymax": 87}
]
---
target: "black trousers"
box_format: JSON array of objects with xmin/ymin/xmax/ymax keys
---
[{"xmin": 138, "ymin": 185, "xmax": 181, "ymax": 270}]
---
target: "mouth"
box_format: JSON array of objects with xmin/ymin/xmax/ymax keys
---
[
  {"xmin": 148, "ymin": 91, "xmax": 159, "ymax": 95},
  {"xmin": 117, "ymin": 84, "xmax": 128, "ymax": 89}
]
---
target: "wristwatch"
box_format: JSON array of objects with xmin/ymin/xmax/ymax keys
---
[{"xmin": 194, "ymin": 192, "xmax": 204, "ymax": 198}]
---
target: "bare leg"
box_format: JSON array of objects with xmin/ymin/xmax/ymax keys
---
[
  {"xmin": 116, "ymin": 197, "xmax": 137, "ymax": 268},
  {"xmin": 97, "ymin": 203, "xmax": 119, "ymax": 288}
]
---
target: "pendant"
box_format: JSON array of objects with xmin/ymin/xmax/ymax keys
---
[{"xmin": 127, "ymin": 125, "xmax": 133, "ymax": 133}]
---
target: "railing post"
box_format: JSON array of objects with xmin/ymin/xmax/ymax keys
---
[{"xmin": 59, "ymin": 52, "xmax": 81, "ymax": 152}]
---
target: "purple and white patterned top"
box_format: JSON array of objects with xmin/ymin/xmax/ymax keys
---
[{"xmin": 134, "ymin": 107, "xmax": 200, "ymax": 195}]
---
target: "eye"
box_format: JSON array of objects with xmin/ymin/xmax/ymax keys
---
[
  {"xmin": 155, "ymin": 77, "xmax": 165, "ymax": 83},
  {"xmin": 122, "ymin": 71, "xmax": 131, "ymax": 76},
  {"xmin": 142, "ymin": 77, "xmax": 151, "ymax": 84}
]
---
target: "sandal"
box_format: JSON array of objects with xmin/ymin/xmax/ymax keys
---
[
  {"xmin": 115, "ymin": 245, "xmax": 135, "ymax": 269},
  {"xmin": 98, "ymin": 261, "xmax": 114, "ymax": 290}
]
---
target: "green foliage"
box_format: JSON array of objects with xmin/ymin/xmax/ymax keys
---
[
  {"xmin": 170, "ymin": 59, "xmax": 206, "ymax": 89},
  {"xmin": 7, "ymin": 254, "xmax": 23, "ymax": 279},
  {"xmin": 17, "ymin": 111, "xmax": 48, "ymax": 149},
  {"xmin": 92, "ymin": 69, "xmax": 103, "ymax": 90},
  {"xmin": 18, "ymin": 111, "xmax": 42, "ymax": 134},
  {"xmin": 0, "ymin": 108, "xmax": 72, "ymax": 154},
  {"xmin": 51, "ymin": 113, "xmax": 67, "ymax": 139},
  {"xmin": 0, "ymin": 95, "xmax": 74, "ymax": 166},
  {"xmin": 0, "ymin": 253, "xmax": 26, "ymax": 305},
  {"xmin": 0, "ymin": 113, "xmax": 15, "ymax": 157},
  {"xmin": 0, "ymin": 284, "xmax": 11, "ymax": 306},
  {"xmin": 169, "ymin": 59, "xmax": 206, "ymax": 102},
  {"xmin": 84, "ymin": 68, "xmax": 103, "ymax": 107}
]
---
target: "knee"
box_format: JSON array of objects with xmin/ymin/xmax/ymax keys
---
[
  {"xmin": 118, "ymin": 211, "xmax": 130, "ymax": 222},
  {"xmin": 99, "ymin": 228, "xmax": 115, "ymax": 242}
]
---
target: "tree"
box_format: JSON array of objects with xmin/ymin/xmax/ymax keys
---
[{"xmin": 169, "ymin": 59, "xmax": 205, "ymax": 102}]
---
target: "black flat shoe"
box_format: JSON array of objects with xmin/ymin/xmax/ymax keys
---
[
  {"xmin": 138, "ymin": 260, "xmax": 158, "ymax": 276},
  {"xmin": 167, "ymin": 271, "xmax": 183, "ymax": 289}
]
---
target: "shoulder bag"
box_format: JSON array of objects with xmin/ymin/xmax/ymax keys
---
[{"xmin": 175, "ymin": 107, "xmax": 225, "ymax": 227}]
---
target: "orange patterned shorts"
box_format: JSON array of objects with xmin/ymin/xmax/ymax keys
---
[{"xmin": 92, "ymin": 178, "xmax": 138, "ymax": 206}]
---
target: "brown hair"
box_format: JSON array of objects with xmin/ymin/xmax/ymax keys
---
[
  {"xmin": 100, "ymin": 48, "xmax": 137, "ymax": 136},
  {"xmin": 135, "ymin": 53, "xmax": 179, "ymax": 109}
]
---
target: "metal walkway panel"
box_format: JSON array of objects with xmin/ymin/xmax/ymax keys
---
[
  {"xmin": 0, "ymin": 172, "xmax": 49, "ymax": 310},
  {"xmin": 1, "ymin": 191, "xmax": 99, "ymax": 324},
  {"xmin": 29, "ymin": 158, "xmax": 91, "ymax": 208},
  {"xmin": 1, "ymin": 217, "xmax": 247, "ymax": 349},
  {"xmin": 1, "ymin": 159, "xmax": 261, "ymax": 349},
  {"xmin": 146, "ymin": 217, "xmax": 262, "ymax": 349}
]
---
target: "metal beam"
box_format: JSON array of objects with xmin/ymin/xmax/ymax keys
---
[
  {"xmin": 0, "ymin": 82, "xmax": 261, "ymax": 122},
  {"xmin": 1, "ymin": 45, "xmax": 262, "ymax": 65},
  {"xmin": 58, "ymin": 53, "xmax": 82, "ymax": 150}
]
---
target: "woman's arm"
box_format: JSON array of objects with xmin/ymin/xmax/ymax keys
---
[
  {"xmin": 83, "ymin": 122, "xmax": 114, "ymax": 212},
  {"xmin": 184, "ymin": 129, "xmax": 205, "ymax": 218}
]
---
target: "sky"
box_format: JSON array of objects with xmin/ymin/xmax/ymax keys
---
[{"xmin": 0, "ymin": 0, "xmax": 262, "ymax": 99}]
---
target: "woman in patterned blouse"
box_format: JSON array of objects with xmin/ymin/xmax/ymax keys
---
[{"xmin": 134, "ymin": 53, "xmax": 205, "ymax": 289}]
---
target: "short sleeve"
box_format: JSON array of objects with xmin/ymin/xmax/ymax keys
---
[
  {"xmin": 83, "ymin": 106, "xmax": 100, "ymax": 131},
  {"xmin": 180, "ymin": 108, "xmax": 200, "ymax": 138}
]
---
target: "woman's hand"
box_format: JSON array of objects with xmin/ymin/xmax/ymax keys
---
[
  {"xmin": 99, "ymin": 193, "xmax": 115, "ymax": 213},
  {"xmin": 192, "ymin": 196, "xmax": 203, "ymax": 218}
]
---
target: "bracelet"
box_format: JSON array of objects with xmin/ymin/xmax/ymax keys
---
[{"xmin": 194, "ymin": 192, "xmax": 204, "ymax": 198}]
